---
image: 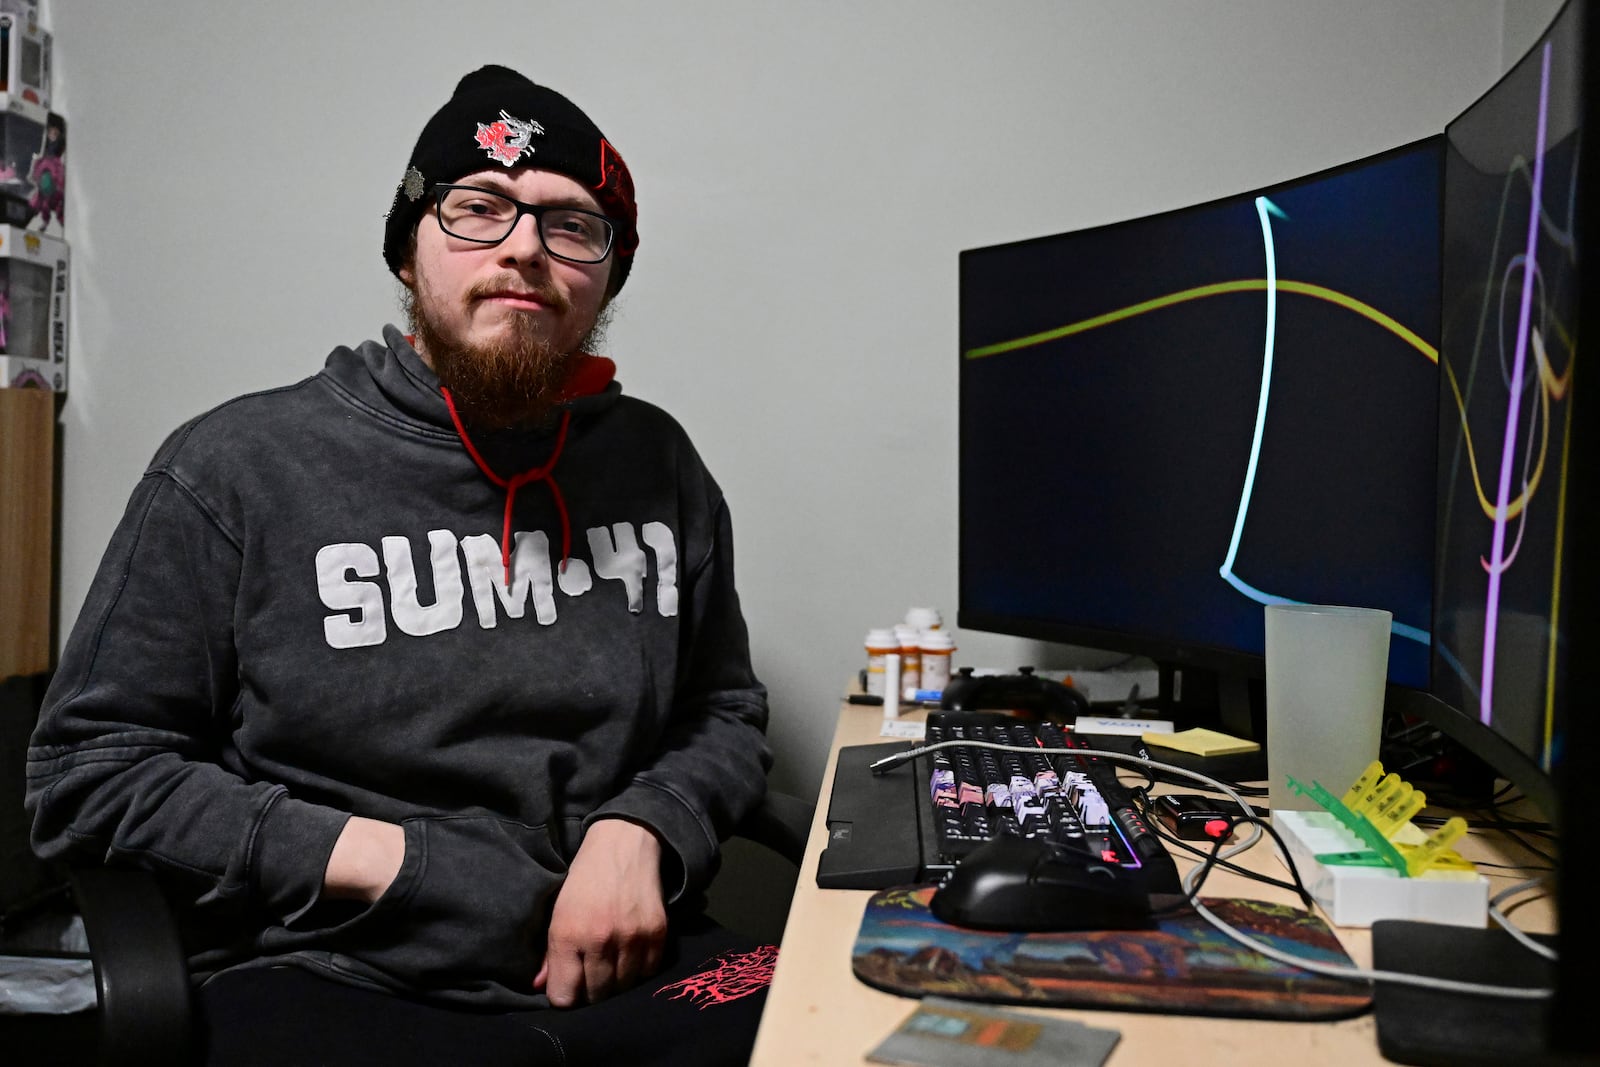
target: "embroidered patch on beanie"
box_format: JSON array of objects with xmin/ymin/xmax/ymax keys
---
[{"xmin": 382, "ymin": 65, "xmax": 637, "ymax": 291}]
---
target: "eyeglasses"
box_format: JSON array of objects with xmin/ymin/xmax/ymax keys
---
[{"xmin": 432, "ymin": 184, "xmax": 616, "ymax": 264}]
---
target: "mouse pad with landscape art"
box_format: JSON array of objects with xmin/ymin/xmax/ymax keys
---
[{"xmin": 851, "ymin": 885, "xmax": 1371, "ymax": 1020}]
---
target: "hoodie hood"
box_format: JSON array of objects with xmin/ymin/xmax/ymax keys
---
[
  {"xmin": 322, "ymin": 325, "xmax": 622, "ymax": 581},
  {"xmin": 321, "ymin": 325, "xmax": 621, "ymax": 434}
]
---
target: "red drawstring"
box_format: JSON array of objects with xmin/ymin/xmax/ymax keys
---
[{"xmin": 441, "ymin": 387, "xmax": 572, "ymax": 585}]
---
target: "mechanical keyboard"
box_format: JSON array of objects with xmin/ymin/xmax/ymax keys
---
[{"xmin": 817, "ymin": 711, "xmax": 1182, "ymax": 894}]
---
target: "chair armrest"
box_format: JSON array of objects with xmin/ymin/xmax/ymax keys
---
[
  {"xmin": 733, "ymin": 790, "xmax": 815, "ymax": 867},
  {"xmin": 69, "ymin": 867, "xmax": 194, "ymax": 1066},
  {"xmin": 61, "ymin": 802, "xmax": 815, "ymax": 1064}
]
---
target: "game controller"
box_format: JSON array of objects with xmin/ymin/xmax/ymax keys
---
[{"xmin": 939, "ymin": 666, "xmax": 1089, "ymax": 721}]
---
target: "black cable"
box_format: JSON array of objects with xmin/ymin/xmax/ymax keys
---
[
  {"xmin": 1410, "ymin": 813, "xmax": 1553, "ymax": 835},
  {"xmin": 1139, "ymin": 765, "xmax": 1267, "ymax": 798},
  {"xmin": 1130, "ymin": 789, "xmax": 1305, "ymax": 897},
  {"xmin": 1473, "ymin": 858, "xmax": 1557, "ymax": 874},
  {"xmin": 1184, "ymin": 814, "xmax": 1317, "ymax": 913},
  {"xmin": 0, "ymin": 946, "xmax": 93, "ymax": 960},
  {"xmin": 1474, "ymin": 805, "xmax": 1559, "ymax": 867},
  {"xmin": 1128, "ymin": 751, "xmax": 1157, "ymax": 794},
  {"xmin": 1491, "ymin": 832, "xmax": 1556, "ymax": 867},
  {"xmin": 1392, "ymin": 782, "xmax": 1560, "ymax": 868}
]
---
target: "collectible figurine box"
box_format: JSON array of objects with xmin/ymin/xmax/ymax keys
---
[
  {"xmin": 0, "ymin": 94, "xmax": 61, "ymax": 233},
  {"xmin": 0, "ymin": 224, "xmax": 68, "ymax": 391},
  {"xmin": 0, "ymin": 7, "xmax": 50, "ymax": 111}
]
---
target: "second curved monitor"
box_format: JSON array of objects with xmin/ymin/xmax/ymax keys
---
[{"xmin": 958, "ymin": 138, "xmax": 1442, "ymax": 689}]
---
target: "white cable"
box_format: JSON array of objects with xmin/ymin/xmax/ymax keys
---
[
  {"xmin": 1185, "ymin": 880, "xmax": 1552, "ymax": 1001},
  {"xmin": 873, "ymin": 739, "xmax": 1557, "ymax": 1000},
  {"xmin": 1487, "ymin": 877, "xmax": 1558, "ymax": 962},
  {"xmin": 872, "ymin": 739, "xmax": 1266, "ymax": 851}
]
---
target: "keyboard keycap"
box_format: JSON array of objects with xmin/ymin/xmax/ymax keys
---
[{"xmin": 922, "ymin": 712, "xmax": 1179, "ymax": 894}]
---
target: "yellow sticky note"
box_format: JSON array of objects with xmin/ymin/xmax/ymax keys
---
[{"xmin": 1142, "ymin": 727, "xmax": 1261, "ymax": 757}]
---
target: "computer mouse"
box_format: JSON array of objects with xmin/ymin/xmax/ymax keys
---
[{"xmin": 929, "ymin": 835, "xmax": 1155, "ymax": 932}]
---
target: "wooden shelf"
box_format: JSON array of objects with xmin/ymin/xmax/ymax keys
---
[{"xmin": 1, "ymin": 388, "xmax": 55, "ymax": 680}]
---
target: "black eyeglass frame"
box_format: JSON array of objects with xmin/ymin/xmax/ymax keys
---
[{"xmin": 430, "ymin": 183, "xmax": 617, "ymax": 264}]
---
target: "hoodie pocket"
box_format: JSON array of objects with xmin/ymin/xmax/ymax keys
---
[{"xmin": 320, "ymin": 815, "xmax": 566, "ymax": 995}]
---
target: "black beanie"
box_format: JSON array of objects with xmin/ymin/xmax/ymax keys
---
[{"xmin": 383, "ymin": 65, "xmax": 638, "ymax": 293}]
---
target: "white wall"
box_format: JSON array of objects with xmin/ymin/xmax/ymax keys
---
[
  {"xmin": 1505, "ymin": 0, "xmax": 1570, "ymax": 65},
  {"xmin": 50, "ymin": 1, "xmax": 1524, "ymax": 801}
]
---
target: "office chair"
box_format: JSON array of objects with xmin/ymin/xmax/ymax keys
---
[{"xmin": 0, "ymin": 791, "xmax": 814, "ymax": 1067}]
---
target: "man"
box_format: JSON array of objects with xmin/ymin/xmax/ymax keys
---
[{"xmin": 27, "ymin": 66, "xmax": 773, "ymax": 1065}]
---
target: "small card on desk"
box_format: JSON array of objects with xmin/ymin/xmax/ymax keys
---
[
  {"xmin": 867, "ymin": 997, "xmax": 1120, "ymax": 1067},
  {"xmin": 1073, "ymin": 714, "xmax": 1174, "ymax": 736}
]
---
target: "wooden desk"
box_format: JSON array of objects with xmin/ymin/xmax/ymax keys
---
[{"xmin": 750, "ymin": 701, "xmax": 1555, "ymax": 1066}]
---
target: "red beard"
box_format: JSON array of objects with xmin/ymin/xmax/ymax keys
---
[{"xmin": 409, "ymin": 276, "xmax": 587, "ymax": 430}]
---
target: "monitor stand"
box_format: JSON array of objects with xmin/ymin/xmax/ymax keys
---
[
  {"xmin": 1212, "ymin": 672, "xmax": 1259, "ymax": 746},
  {"xmin": 1370, "ymin": 920, "xmax": 1573, "ymax": 1065},
  {"xmin": 1154, "ymin": 665, "xmax": 1268, "ymax": 782}
]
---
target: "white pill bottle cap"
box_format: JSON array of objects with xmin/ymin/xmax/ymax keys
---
[{"xmin": 864, "ymin": 628, "xmax": 898, "ymax": 650}]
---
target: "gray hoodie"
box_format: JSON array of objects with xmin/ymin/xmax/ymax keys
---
[{"xmin": 26, "ymin": 327, "xmax": 770, "ymax": 1007}]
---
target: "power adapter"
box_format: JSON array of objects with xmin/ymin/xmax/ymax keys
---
[{"xmin": 1153, "ymin": 794, "xmax": 1250, "ymax": 841}]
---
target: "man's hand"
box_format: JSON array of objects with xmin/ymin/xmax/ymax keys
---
[
  {"xmin": 534, "ymin": 818, "xmax": 668, "ymax": 1008},
  {"xmin": 323, "ymin": 816, "xmax": 405, "ymax": 903}
]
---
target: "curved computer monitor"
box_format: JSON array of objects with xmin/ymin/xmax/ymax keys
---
[
  {"xmin": 958, "ymin": 4, "xmax": 1589, "ymax": 1058},
  {"xmin": 1371, "ymin": 4, "xmax": 1591, "ymax": 1060},
  {"xmin": 1407, "ymin": 0, "xmax": 1584, "ymax": 831},
  {"xmin": 957, "ymin": 137, "xmax": 1443, "ymax": 718}
]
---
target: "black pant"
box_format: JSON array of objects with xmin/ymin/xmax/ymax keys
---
[{"xmin": 196, "ymin": 916, "xmax": 774, "ymax": 1066}]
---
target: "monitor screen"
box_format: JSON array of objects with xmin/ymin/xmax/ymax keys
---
[
  {"xmin": 958, "ymin": 139, "xmax": 1441, "ymax": 692},
  {"xmin": 1373, "ymin": 4, "xmax": 1590, "ymax": 1057},
  {"xmin": 1432, "ymin": 0, "xmax": 1581, "ymax": 805}
]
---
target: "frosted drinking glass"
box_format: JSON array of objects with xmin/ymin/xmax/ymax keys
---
[{"xmin": 1264, "ymin": 604, "xmax": 1392, "ymax": 815}]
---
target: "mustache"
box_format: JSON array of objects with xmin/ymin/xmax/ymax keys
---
[{"xmin": 466, "ymin": 276, "xmax": 571, "ymax": 315}]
